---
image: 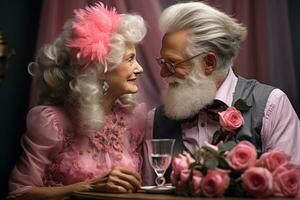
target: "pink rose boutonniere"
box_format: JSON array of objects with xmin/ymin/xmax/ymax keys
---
[
  {"xmin": 219, "ymin": 107, "xmax": 244, "ymax": 132},
  {"xmin": 212, "ymin": 99, "xmax": 251, "ymax": 145}
]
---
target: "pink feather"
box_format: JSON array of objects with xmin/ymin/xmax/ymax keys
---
[{"xmin": 67, "ymin": 3, "xmax": 122, "ymax": 66}]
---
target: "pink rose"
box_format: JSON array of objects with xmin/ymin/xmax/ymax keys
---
[
  {"xmin": 179, "ymin": 169, "xmax": 191, "ymax": 182},
  {"xmin": 171, "ymin": 153, "xmax": 195, "ymax": 189},
  {"xmin": 201, "ymin": 168, "xmax": 230, "ymax": 197},
  {"xmin": 242, "ymin": 167, "xmax": 273, "ymax": 198},
  {"xmin": 219, "ymin": 107, "xmax": 244, "ymax": 132},
  {"xmin": 273, "ymin": 163, "xmax": 300, "ymax": 197},
  {"xmin": 257, "ymin": 150, "xmax": 290, "ymax": 172},
  {"xmin": 172, "ymin": 153, "xmax": 195, "ymax": 176},
  {"xmin": 189, "ymin": 170, "xmax": 203, "ymax": 196},
  {"xmin": 174, "ymin": 169, "xmax": 191, "ymax": 192},
  {"xmin": 226, "ymin": 141, "xmax": 257, "ymax": 171},
  {"xmin": 170, "ymin": 170, "xmax": 177, "ymax": 185},
  {"xmin": 175, "ymin": 180, "xmax": 185, "ymax": 191}
]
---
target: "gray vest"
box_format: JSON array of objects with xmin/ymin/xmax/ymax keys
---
[{"xmin": 153, "ymin": 76, "xmax": 275, "ymax": 180}]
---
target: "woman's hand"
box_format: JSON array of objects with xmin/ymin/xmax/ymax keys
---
[
  {"xmin": 11, "ymin": 167, "xmax": 141, "ymax": 200},
  {"xmin": 90, "ymin": 167, "xmax": 141, "ymax": 193}
]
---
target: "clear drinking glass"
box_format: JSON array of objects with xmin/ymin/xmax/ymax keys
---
[{"xmin": 146, "ymin": 139, "xmax": 175, "ymax": 187}]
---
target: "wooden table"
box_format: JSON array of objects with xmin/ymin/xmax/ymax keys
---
[{"xmin": 71, "ymin": 191, "xmax": 300, "ymax": 200}]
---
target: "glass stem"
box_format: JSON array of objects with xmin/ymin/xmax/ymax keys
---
[{"xmin": 155, "ymin": 176, "xmax": 166, "ymax": 187}]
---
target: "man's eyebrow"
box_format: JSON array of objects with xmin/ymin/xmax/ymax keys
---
[{"xmin": 160, "ymin": 52, "xmax": 184, "ymax": 61}]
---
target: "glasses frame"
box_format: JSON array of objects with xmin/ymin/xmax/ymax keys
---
[{"xmin": 156, "ymin": 52, "xmax": 204, "ymax": 74}]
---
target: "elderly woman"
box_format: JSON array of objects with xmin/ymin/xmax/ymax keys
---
[{"xmin": 8, "ymin": 3, "xmax": 147, "ymax": 200}]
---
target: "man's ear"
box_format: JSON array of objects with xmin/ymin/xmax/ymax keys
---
[{"xmin": 203, "ymin": 53, "xmax": 217, "ymax": 76}]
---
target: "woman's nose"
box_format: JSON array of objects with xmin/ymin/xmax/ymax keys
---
[{"xmin": 134, "ymin": 62, "xmax": 143, "ymax": 74}]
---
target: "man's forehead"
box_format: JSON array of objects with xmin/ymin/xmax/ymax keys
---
[{"xmin": 161, "ymin": 30, "xmax": 190, "ymax": 53}]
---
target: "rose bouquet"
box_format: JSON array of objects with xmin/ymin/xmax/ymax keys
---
[
  {"xmin": 171, "ymin": 142, "xmax": 300, "ymax": 198},
  {"xmin": 171, "ymin": 100, "xmax": 300, "ymax": 198}
]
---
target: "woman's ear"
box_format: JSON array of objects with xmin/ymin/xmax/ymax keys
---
[
  {"xmin": 99, "ymin": 73, "xmax": 106, "ymax": 81},
  {"xmin": 203, "ymin": 53, "xmax": 217, "ymax": 76}
]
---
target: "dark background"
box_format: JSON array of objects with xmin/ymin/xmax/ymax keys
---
[
  {"xmin": 0, "ymin": 0, "xmax": 299, "ymax": 198},
  {"xmin": 0, "ymin": 1, "xmax": 42, "ymax": 198}
]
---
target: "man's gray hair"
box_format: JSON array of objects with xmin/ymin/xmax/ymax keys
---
[{"xmin": 159, "ymin": 2, "xmax": 247, "ymax": 71}]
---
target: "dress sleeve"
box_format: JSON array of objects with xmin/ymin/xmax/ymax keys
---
[{"xmin": 8, "ymin": 106, "xmax": 65, "ymax": 198}]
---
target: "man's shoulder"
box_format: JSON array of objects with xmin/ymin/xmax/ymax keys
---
[
  {"xmin": 155, "ymin": 104, "xmax": 164, "ymax": 112},
  {"xmin": 236, "ymin": 76, "xmax": 276, "ymax": 98},
  {"xmin": 237, "ymin": 75, "xmax": 275, "ymax": 90},
  {"xmin": 234, "ymin": 76, "xmax": 276, "ymax": 116},
  {"xmin": 153, "ymin": 104, "xmax": 165, "ymax": 119}
]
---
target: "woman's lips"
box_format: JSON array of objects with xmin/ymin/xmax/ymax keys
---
[{"xmin": 128, "ymin": 78, "xmax": 137, "ymax": 82}]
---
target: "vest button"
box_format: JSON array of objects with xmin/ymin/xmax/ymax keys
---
[{"xmin": 200, "ymin": 122, "xmax": 205, "ymax": 127}]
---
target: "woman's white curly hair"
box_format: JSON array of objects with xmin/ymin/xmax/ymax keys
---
[{"xmin": 34, "ymin": 13, "xmax": 146, "ymax": 131}]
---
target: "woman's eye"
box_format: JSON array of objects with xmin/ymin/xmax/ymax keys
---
[{"xmin": 127, "ymin": 56, "xmax": 134, "ymax": 63}]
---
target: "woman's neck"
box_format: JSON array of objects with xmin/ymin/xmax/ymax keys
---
[{"xmin": 102, "ymin": 93, "xmax": 118, "ymax": 114}]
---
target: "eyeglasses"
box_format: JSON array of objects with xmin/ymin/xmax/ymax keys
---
[{"xmin": 156, "ymin": 52, "xmax": 204, "ymax": 74}]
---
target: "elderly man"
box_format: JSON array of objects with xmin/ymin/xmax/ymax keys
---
[{"xmin": 142, "ymin": 2, "xmax": 300, "ymax": 185}]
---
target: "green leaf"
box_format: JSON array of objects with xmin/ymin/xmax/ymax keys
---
[
  {"xmin": 188, "ymin": 162, "xmax": 199, "ymax": 169},
  {"xmin": 233, "ymin": 179, "xmax": 250, "ymax": 197},
  {"xmin": 212, "ymin": 130, "xmax": 224, "ymax": 145},
  {"xmin": 219, "ymin": 141, "xmax": 237, "ymax": 153},
  {"xmin": 202, "ymin": 145, "xmax": 218, "ymax": 155},
  {"xmin": 205, "ymin": 157, "xmax": 218, "ymax": 168},
  {"xmin": 191, "ymin": 165, "xmax": 207, "ymax": 175},
  {"xmin": 234, "ymin": 99, "xmax": 251, "ymax": 112},
  {"xmin": 217, "ymin": 156, "xmax": 230, "ymax": 169},
  {"xmin": 235, "ymin": 176, "xmax": 242, "ymax": 183},
  {"xmin": 230, "ymin": 170, "xmax": 243, "ymax": 179},
  {"xmin": 192, "ymin": 165, "xmax": 202, "ymax": 171}
]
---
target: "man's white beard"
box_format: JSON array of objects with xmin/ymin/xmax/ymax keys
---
[{"xmin": 162, "ymin": 69, "xmax": 217, "ymax": 120}]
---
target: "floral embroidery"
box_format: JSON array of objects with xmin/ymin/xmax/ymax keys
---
[
  {"xmin": 43, "ymin": 103, "xmax": 144, "ymax": 186},
  {"xmin": 43, "ymin": 163, "xmax": 64, "ymax": 186},
  {"xmin": 88, "ymin": 111, "xmax": 126, "ymax": 153}
]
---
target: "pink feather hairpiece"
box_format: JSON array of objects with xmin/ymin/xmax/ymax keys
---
[{"xmin": 67, "ymin": 3, "xmax": 122, "ymax": 70}]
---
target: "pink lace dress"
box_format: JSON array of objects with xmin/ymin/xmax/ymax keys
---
[{"xmin": 8, "ymin": 103, "xmax": 146, "ymax": 198}]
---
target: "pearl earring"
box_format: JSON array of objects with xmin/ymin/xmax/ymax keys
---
[{"xmin": 102, "ymin": 80, "xmax": 109, "ymax": 95}]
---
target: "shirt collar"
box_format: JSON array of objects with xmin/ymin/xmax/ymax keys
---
[{"xmin": 214, "ymin": 68, "xmax": 238, "ymax": 107}]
